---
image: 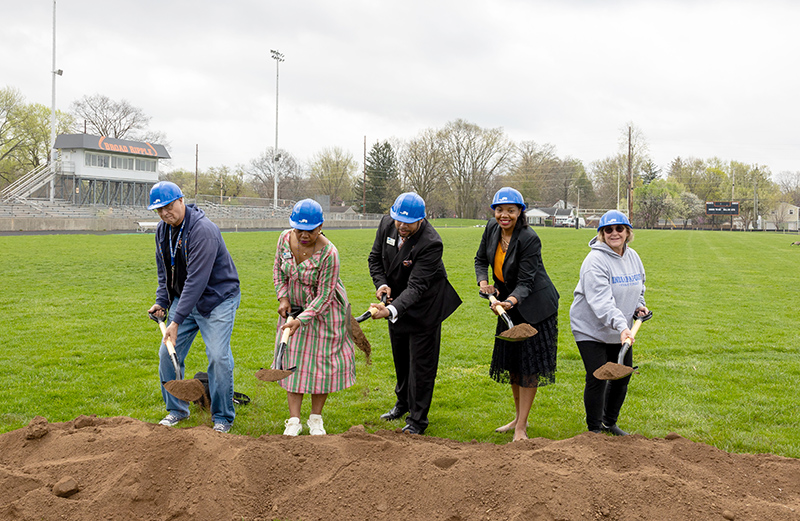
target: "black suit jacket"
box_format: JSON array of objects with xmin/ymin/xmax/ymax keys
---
[
  {"xmin": 474, "ymin": 219, "xmax": 559, "ymax": 324},
  {"xmin": 368, "ymin": 215, "xmax": 462, "ymax": 334}
]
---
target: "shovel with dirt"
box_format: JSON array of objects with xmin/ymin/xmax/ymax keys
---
[
  {"xmin": 478, "ymin": 290, "xmax": 537, "ymax": 341},
  {"xmin": 255, "ymin": 307, "xmax": 302, "ymax": 382},
  {"xmin": 593, "ymin": 310, "xmax": 653, "ymax": 381},
  {"xmin": 149, "ymin": 312, "xmax": 207, "ymax": 403}
]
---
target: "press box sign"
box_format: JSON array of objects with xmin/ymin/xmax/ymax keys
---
[{"xmin": 705, "ymin": 201, "xmax": 739, "ymax": 215}]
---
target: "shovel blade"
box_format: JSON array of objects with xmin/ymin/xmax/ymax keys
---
[{"xmin": 354, "ymin": 310, "xmax": 372, "ymax": 323}]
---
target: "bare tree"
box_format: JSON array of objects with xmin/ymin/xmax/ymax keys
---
[
  {"xmin": 70, "ymin": 94, "xmax": 152, "ymax": 140},
  {"xmin": 247, "ymin": 147, "xmax": 305, "ymax": 201},
  {"xmin": 439, "ymin": 119, "xmax": 514, "ymax": 219},
  {"xmin": 399, "ymin": 128, "xmax": 446, "ymax": 208},
  {"xmin": 308, "ymin": 146, "xmax": 358, "ymax": 205},
  {"xmin": 505, "ymin": 140, "xmax": 559, "ymax": 204}
]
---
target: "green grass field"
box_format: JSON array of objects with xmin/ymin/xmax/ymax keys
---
[{"xmin": 2, "ymin": 226, "xmax": 799, "ymax": 458}]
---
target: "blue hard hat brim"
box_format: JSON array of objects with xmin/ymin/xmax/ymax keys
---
[
  {"xmin": 491, "ymin": 202, "xmax": 527, "ymax": 211},
  {"xmin": 290, "ymin": 220, "xmax": 323, "ymax": 231},
  {"xmin": 147, "ymin": 195, "xmax": 182, "ymax": 211},
  {"xmin": 390, "ymin": 209, "xmax": 424, "ymax": 223}
]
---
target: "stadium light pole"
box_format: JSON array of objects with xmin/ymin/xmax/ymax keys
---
[
  {"xmin": 271, "ymin": 49, "xmax": 284, "ymax": 210},
  {"xmin": 50, "ymin": 0, "xmax": 62, "ymax": 202}
]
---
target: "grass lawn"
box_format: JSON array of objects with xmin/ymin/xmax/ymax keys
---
[{"xmin": 1, "ymin": 226, "xmax": 799, "ymax": 458}]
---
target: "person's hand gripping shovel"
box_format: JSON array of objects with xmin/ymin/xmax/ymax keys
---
[
  {"xmin": 593, "ymin": 310, "xmax": 653, "ymax": 381},
  {"xmin": 355, "ymin": 293, "xmax": 388, "ymax": 323},
  {"xmin": 256, "ymin": 307, "xmax": 303, "ymax": 382},
  {"xmin": 149, "ymin": 311, "xmax": 206, "ymax": 402},
  {"xmin": 478, "ymin": 289, "xmax": 537, "ymax": 342}
]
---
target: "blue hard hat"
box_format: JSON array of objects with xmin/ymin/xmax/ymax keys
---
[
  {"xmin": 390, "ymin": 192, "xmax": 426, "ymax": 223},
  {"xmin": 148, "ymin": 181, "xmax": 183, "ymax": 210},
  {"xmin": 491, "ymin": 187, "xmax": 526, "ymax": 210},
  {"xmin": 290, "ymin": 199, "xmax": 324, "ymax": 230},
  {"xmin": 597, "ymin": 210, "xmax": 632, "ymax": 231}
]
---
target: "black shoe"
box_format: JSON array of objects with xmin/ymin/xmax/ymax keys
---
[
  {"xmin": 401, "ymin": 423, "xmax": 424, "ymax": 435},
  {"xmin": 380, "ymin": 405, "xmax": 408, "ymax": 421},
  {"xmin": 601, "ymin": 423, "xmax": 629, "ymax": 436}
]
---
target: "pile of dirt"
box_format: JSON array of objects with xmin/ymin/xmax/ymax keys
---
[{"xmin": 1, "ymin": 415, "xmax": 799, "ymax": 521}]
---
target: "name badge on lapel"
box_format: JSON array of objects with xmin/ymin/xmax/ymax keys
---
[
  {"xmin": 386, "ymin": 237, "xmax": 396, "ymax": 247},
  {"xmin": 282, "ymin": 251, "xmax": 293, "ymax": 259}
]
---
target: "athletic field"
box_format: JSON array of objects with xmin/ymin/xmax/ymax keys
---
[{"xmin": 2, "ymin": 226, "xmax": 798, "ymax": 457}]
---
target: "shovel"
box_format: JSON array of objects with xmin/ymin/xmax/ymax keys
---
[
  {"xmin": 478, "ymin": 291, "xmax": 537, "ymax": 342},
  {"xmin": 355, "ymin": 293, "xmax": 388, "ymax": 323},
  {"xmin": 255, "ymin": 307, "xmax": 302, "ymax": 382},
  {"xmin": 149, "ymin": 312, "xmax": 207, "ymax": 402},
  {"xmin": 593, "ymin": 310, "xmax": 653, "ymax": 381}
]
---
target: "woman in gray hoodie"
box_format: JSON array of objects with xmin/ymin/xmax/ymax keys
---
[{"xmin": 570, "ymin": 210, "xmax": 649, "ymax": 436}]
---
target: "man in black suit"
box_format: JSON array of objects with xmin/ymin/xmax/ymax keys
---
[{"xmin": 368, "ymin": 192, "xmax": 462, "ymax": 434}]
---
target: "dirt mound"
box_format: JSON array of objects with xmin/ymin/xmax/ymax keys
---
[{"xmin": 1, "ymin": 415, "xmax": 799, "ymax": 521}]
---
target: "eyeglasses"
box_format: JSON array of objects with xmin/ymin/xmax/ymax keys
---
[{"xmin": 602, "ymin": 225, "xmax": 627, "ymax": 234}]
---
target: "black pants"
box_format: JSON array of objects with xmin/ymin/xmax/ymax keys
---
[
  {"xmin": 388, "ymin": 323, "xmax": 441, "ymax": 432},
  {"xmin": 577, "ymin": 340, "xmax": 632, "ymax": 431}
]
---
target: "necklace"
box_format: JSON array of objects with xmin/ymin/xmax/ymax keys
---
[{"xmin": 500, "ymin": 235, "xmax": 510, "ymax": 252}]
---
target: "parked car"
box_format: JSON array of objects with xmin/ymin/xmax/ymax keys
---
[{"xmin": 565, "ymin": 217, "xmax": 586, "ymax": 228}]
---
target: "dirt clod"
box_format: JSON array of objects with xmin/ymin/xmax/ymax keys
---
[
  {"xmin": 52, "ymin": 476, "xmax": 79, "ymax": 497},
  {"xmin": 24, "ymin": 416, "xmax": 49, "ymax": 440}
]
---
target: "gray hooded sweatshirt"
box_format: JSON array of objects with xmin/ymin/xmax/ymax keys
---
[{"xmin": 570, "ymin": 237, "xmax": 646, "ymax": 344}]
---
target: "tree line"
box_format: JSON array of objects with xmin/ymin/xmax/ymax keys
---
[{"xmin": 3, "ymin": 85, "xmax": 799, "ymax": 224}]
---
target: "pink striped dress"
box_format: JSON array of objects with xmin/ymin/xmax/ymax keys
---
[{"xmin": 272, "ymin": 230, "xmax": 356, "ymax": 394}]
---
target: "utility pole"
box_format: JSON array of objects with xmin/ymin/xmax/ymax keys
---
[
  {"xmin": 271, "ymin": 49, "xmax": 284, "ymax": 210},
  {"xmin": 627, "ymin": 125, "xmax": 633, "ymax": 217},
  {"xmin": 194, "ymin": 144, "xmax": 199, "ymax": 201},
  {"xmin": 362, "ymin": 136, "xmax": 367, "ymax": 215}
]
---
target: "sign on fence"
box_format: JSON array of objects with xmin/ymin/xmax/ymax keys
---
[{"xmin": 706, "ymin": 201, "xmax": 739, "ymax": 215}]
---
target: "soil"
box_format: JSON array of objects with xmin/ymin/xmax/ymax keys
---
[
  {"xmin": 254, "ymin": 368, "xmax": 294, "ymax": 382},
  {"xmin": 1, "ymin": 416, "xmax": 799, "ymax": 521},
  {"xmin": 593, "ymin": 363, "xmax": 636, "ymax": 381},
  {"xmin": 163, "ymin": 379, "xmax": 207, "ymax": 403},
  {"xmin": 349, "ymin": 315, "xmax": 372, "ymax": 361},
  {"xmin": 500, "ymin": 323, "xmax": 538, "ymax": 340}
]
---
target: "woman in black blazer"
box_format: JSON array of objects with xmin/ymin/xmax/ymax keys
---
[{"xmin": 474, "ymin": 187, "xmax": 559, "ymax": 442}]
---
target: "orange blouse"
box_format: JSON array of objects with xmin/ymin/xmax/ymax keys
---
[{"xmin": 493, "ymin": 241, "xmax": 506, "ymax": 283}]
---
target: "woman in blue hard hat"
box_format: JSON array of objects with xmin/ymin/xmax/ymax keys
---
[
  {"xmin": 569, "ymin": 210, "xmax": 649, "ymax": 436},
  {"xmin": 474, "ymin": 187, "xmax": 560, "ymax": 442},
  {"xmin": 272, "ymin": 198, "xmax": 356, "ymax": 436}
]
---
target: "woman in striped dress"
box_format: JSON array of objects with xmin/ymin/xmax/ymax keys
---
[{"xmin": 272, "ymin": 199, "xmax": 356, "ymax": 436}]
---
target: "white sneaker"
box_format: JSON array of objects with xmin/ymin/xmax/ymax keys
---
[
  {"xmin": 307, "ymin": 414, "xmax": 326, "ymax": 435},
  {"xmin": 283, "ymin": 417, "xmax": 302, "ymax": 436}
]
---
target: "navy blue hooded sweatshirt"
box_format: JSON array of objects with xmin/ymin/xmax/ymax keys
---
[{"xmin": 154, "ymin": 204, "xmax": 240, "ymax": 325}]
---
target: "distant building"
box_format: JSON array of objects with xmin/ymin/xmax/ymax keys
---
[{"xmin": 54, "ymin": 134, "xmax": 171, "ymax": 206}]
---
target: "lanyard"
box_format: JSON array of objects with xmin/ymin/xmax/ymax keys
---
[{"xmin": 168, "ymin": 219, "xmax": 186, "ymax": 286}]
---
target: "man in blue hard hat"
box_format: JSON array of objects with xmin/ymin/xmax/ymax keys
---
[
  {"xmin": 146, "ymin": 181, "xmax": 241, "ymax": 433},
  {"xmin": 368, "ymin": 192, "xmax": 462, "ymax": 434}
]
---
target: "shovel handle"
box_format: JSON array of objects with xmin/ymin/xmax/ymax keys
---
[
  {"xmin": 149, "ymin": 312, "xmax": 180, "ymax": 377},
  {"xmin": 616, "ymin": 311, "xmax": 652, "ymax": 364},
  {"xmin": 488, "ymin": 295, "xmax": 514, "ymax": 330},
  {"xmin": 149, "ymin": 312, "xmax": 178, "ymax": 356}
]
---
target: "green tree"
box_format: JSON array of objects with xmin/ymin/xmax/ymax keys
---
[
  {"xmin": 356, "ymin": 141, "xmax": 399, "ymax": 214},
  {"xmin": 641, "ymin": 159, "xmax": 661, "ymax": 185}
]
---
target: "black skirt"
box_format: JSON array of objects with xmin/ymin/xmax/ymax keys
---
[{"xmin": 490, "ymin": 310, "xmax": 558, "ymax": 388}]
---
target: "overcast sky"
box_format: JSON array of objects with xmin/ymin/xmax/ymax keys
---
[{"xmin": 4, "ymin": 0, "xmax": 799, "ymax": 178}]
